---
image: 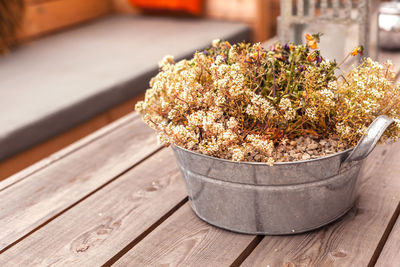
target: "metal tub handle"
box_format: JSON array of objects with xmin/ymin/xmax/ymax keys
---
[{"xmin": 341, "ymin": 115, "xmax": 394, "ymax": 166}]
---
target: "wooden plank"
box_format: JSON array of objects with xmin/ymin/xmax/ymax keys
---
[
  {"xmin": 18, "ymin": 0, "xmax": 112, "ymax": 41},
  {"xmin": 375, "ymin": 205, "xmax": 400, "ymax": 267},
  {"xmin": 253, "ymin": 0, "xmax": 271, "ymax": 42},
  {"xmin": 0, "ymin": 149, "xmax": 187, "ymax": 266},
  {"xmin": 0, "ymin": 113, "xmax": 136, "ymax": 190},
  {"xmin": 205, "ymin": 0, "xmax": 280, "ymax": 41},
  {"xmin": 108, "ymin": 94, "xmax": 145, "ymax": 122},
  {"xmin": 0, "ymin": 117, "xmax": 161, "ymax": 252},
  {"xmin": 241, "ymin": 142, "xmax": 400, "ymax": 266},
  {"xmin": 204, "ymin": 0, "xmax": 256, "ymax": 24},
  {"xmin": 111, "ymin": 0, "xmax": 141, "ymax": 14},
  {"xmin": 0, "ymin": 93, "xmax": 144, "ymax": 182},
  {"xmin": 0, "ymin": 114, "xmax": 109, "ymax": 182},
  {"xmin": 113, "ymin": 204, "xmax": 257, "ymax": 266}
]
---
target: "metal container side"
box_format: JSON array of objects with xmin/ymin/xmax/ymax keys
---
[
  {"xmin": 173, "ymin": 146, "xmax": 361, "ymax": 234},
  {"xmin": 171, "ymin": 115, "xmax": 394, "ymax": 234}
]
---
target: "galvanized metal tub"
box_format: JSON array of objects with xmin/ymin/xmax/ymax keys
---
[{"xmin": 172, "ymin": 115, "xmax": 394, "ymax": 234}]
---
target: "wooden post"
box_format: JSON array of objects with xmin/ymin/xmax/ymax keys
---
[{"xmin": 17, "ymin": 0, "xmax": 112, "ymax": 41}]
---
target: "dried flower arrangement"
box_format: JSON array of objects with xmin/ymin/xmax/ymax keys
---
[{"xmin": 135, "ymin": 34, "xmax": 400, "ymax": 164}]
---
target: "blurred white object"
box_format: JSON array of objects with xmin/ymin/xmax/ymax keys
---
[
  {"xmin": 278, "ymin": 0, "xmax": 378, "ymax": 60},
  {"xmin": 379, "ymin": 1, "xmax": 400, "ymax": 50}
]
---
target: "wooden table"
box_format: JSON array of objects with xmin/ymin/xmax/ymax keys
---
[{"xmin": 1, "ymin": 53, "xmax": 400, "ymax": 267}]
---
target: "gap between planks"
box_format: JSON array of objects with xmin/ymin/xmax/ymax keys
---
[
  {"xmin": 0, "ymin": 146, "xmax": 164, "ymax": 254},
  {"xmin": 238, "ymin": 143, "xmax": 400, "ymax": 266},
  {"xmin": 233, "ymin": 195, "xmax": 400, "ymax": 267},
  {"xmin": 102, "ymin": 197, "xmax": 189, "ymax": 267},
  {"xmin": 230, "ymin": 235, "xmax": 264, "ymax": 267},
  {"xmin": 0, "ymin": 148, "xmax": 188, "ymax": 266},
  {"xmin": 369, "ymin": 200, "xmax": 400, "ymax": 267},
  {"xmin": 105, "ymin": 144, "xmax": 400, "ymax": 266},
  {"xmin": 112, "ymin": 203, "xmax": 258, "ymax": 267},
  {"xmin": 0, "ymin": 113, "xmax": 139, "ymax": 193}
]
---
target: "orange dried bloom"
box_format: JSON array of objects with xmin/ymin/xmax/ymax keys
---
[
  {"xmin": 305, "ymin": 33, "xmax": 313, "ymax": 40},
  {"xmin": 223, "ymin": 41, "xmax": 232, "ymax": 49},
  {"xmin": 350, "ymin": 46, "xmax": 363, "ymax": 56},
  {"xmin": 305, "ymin": 33, "xmax": 319, "ymax": 49},
  {"xmin": 307, "ymin": 53, "xmax": 317, "ymax": 62}
]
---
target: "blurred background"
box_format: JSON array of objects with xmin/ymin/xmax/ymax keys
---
[
  {"xmin": 0, "ymin": 0, "xmax": 399, "ymax": 179},
  {"xmin": 0, "ymin": 0, "xmax": 279, "ymax": 54},
  {"xmin": 0, "ymin": 0, "xmax": 280, "ymax": 180}
]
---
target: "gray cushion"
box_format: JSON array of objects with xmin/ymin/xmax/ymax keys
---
[{"xmin": 0, "ymin": 15, "xmax": 251, "ymax": 161}]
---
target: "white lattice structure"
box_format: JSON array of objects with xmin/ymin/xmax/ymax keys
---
[{"xmin": 278, "ymin": 0, "xmax": 372, "ymax": 57}]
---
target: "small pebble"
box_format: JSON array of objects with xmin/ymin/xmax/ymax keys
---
[
  {"xmin": 308, "ymin": 143, "xmax": 318, "ymax": 150},
  {"xmin": 193, "ymin": 136, "xmax": 348, "ymax": 163}
]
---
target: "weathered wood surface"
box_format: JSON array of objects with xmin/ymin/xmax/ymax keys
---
[
  {"xmin": 18, "ymin": 0, "xmax": 111, "ymax": 41},
  {"xmin": 375, "ymin": 204, "xmax": 400, "ymax": 267},
  {"xmin": 114, "ymin": 203, "xmax": 257, "ymax": 267},
  {"xmin": 0, "ymin": 115, "xmax": 161, "ymax": 252},
  {"xmin": 241, "ymin": 143, "xmax": 400, "ymax": 267},
  {"xmin": 0, "ymin": 113, "xmax": 137, "ymax": 191},
  {"xmin": 0, "ymin": 120, "xmax": 399, "ymax": 266},
  {"xmin": 0, "ymin": 149, "xmax": 188, "ymax": 266},
  {"xmin": 0, "ymin": 95, "xmax": 144, "ymax": 181},
  {"xmin": 0, "ymin": 41, "xmax": 399, "ymax": 266}
]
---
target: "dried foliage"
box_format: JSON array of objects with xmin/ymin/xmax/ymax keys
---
[{"xmin": 136, "ymin": 35, "xmax": 400, "ymax": 163}]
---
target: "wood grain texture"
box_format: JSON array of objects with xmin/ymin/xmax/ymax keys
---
[
  {"xmin": 375, "ymin": 204, "xmax": 400, "ymax": 267},
  {"xmin": 0, "ymin": 113, "xmax": 136, "ymax": 191},
  {"xmin": 108, "ymin": 94, "xmax": 145, "ymax": 122},
  {"xmin": 0, "ymin": 94, "xmax": 144, "ymax": 182},
  {"xmin": 204, "ymin": 0, "xmax": 280, "ymax": 41},
  {"xmin": 0, "ymin": 116, "xmax": 161, "ymax": 252},
  {"xmin": 114, "ymin": 203, "xmax": 256, "ymax": 267},
  {"xmin": 204, "ymin": 0, "xmax": 256, "ymax": 23},
  {"xmin": 0, "ymin": 149, "xmax": 187, "ymax": 266},
  {"xmin": 253, "ymin": 0, "xmax": 270, "ymax": 43},
  {"xmin": 254, "ymin": 0, "xmax": 279, "ymax": 42},
  {"xmin": 18, "ymin": 0, "xmax": 112, "ymax": 40},
  {"xmin": 241, "ymin": 142, "xmax": 400, "ymax": 267},
  {"xmin": 111, "ymin": 0, "xmax": 140, "ymax": 14},
  {"xmin": 0, "ymin": 114, "xmax": 109, "ymax": 181}
]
